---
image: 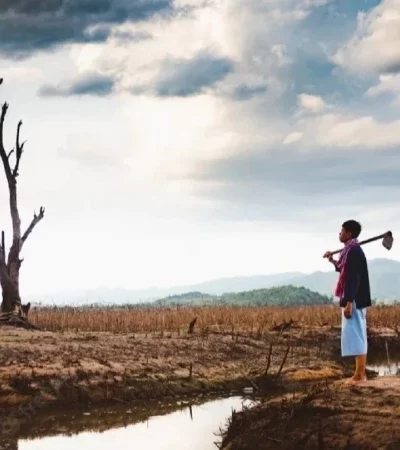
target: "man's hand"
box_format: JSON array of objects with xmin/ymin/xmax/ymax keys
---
[
  {"xmin": 323, "ymin": 251, "xmax": 334, "ymax": 263},
  {"xmin": 344, "ymin": 301, "xmax": 353, "ymax": 319}
]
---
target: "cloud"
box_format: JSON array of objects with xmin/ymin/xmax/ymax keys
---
[
  {"xmin": 6, "ymin": 0, "xmax": 398, "ymax": 225},
  {"xmin": 111, "ymin": 29, "xmax": 153, "ymax": 42},
  {"xmin": 296, "ymin": 113, "xmax": 400, "ymax": 148},
  {"xmin": 171, "ymin": 101, "xmax": 400, "ymax": 226},
  {"xmin": 297, "ymin": 93, "xmax": 326, "ymax": 113},
  {"xmin": 283, "ymin": 132, "xmax": 303, "ymax": 145},
  {"xmin": 230, "ymin": 83, "xmax": 269, "ymax": 101},
  {"xmin": 0, "ymin": 66, "xmax": 42, "ymax": 82},
  {"xmin": 49, "ymin": 0, "xmax": 334, "ymax": 101},
  {"xmin": 39, "ymin": 72, "xmax": 115, "ymax": 97},
  {"xmin": 366, "ymin": 73, "xmax": 400, "ymax": 100},
  {"xmin": 0, "ymin": 0, "xmax": 175, "ymax": 58},
  {"xmin": 333, "ymin": 0, "xmax": 400, "ymax": 75},
  {"xmin": 40, "ymin": 50, "xmax": 235, "ymax": 98},
  {"xmin": 183, "ymin": 142, "xmax": 400, "ymax": 224},
  {"xmin": 302, "ymin": 0, "xmax": 332, "ymax": 5},
  {"xmin": 272, "ymin": 113, "xmax": 400, "ymax": 152},
  {"xmin": 153, "ymin": 51, "xmax": 235, "ymax": 97}
]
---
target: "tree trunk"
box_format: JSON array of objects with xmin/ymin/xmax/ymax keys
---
[
  {"xmin": 1, "ymin": 237, "xmax": 23, "ymax": 313},
  {"xmin": 0, "ymin": 270, "xmax": 21, "ymax": 314}
]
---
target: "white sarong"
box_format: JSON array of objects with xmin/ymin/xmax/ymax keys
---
[{"xmin": 341, "ymin": 300, "xmax": 367, "ymax": 357}]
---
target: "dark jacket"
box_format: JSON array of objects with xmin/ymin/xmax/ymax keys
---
[{"xmin": 334, "ymin": 246, "xmax": 372, "ymax": 309}]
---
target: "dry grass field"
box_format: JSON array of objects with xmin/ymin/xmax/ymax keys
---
[{"xmin": 27, "ymin": 303, "xmax": 400, "ymax": 333}]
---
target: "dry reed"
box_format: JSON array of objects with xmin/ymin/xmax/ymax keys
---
[{"xmin": 27, "ymin": 304, "xmax": 400, "ymax": 333}]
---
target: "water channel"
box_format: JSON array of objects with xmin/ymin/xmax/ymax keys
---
[
  {"xmin": 8, "ymin": 396, "xmax": 254, "ymax": 450},
  {"xmin": 367, "ymin": 361, "xmax": 400, "ymax": 376}
]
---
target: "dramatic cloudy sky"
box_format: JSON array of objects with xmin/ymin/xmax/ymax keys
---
[{"xmin": 0, "ymin": 0, "xmax": 399, "ymax": 296}]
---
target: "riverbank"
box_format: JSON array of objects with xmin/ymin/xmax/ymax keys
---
[
  {"xmin": 217, "ymin": 327, "xmax": 400, "ymax": 449},
  {"xmin": 1, "ymin": 323, "xmax": 399, "ymax": 445},
  {"xmin": 0, "ymin": 324, "xmax": 346, "ymax": 417},
  {"xmin": 220, "ymin": 376, "xmax": 400, "ymax": 449}
]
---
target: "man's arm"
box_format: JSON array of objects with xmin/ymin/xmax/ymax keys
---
[
  {"xmin": 332, "ymin": 260, "xmax": 340, "ymax": 272},
  {"xmin": 342, "ymin": 248, "xmax": 360, "ymax": 304},
  {"xmin": 327, "ymin": 256, "xmax": 340, "ymax": 272}
]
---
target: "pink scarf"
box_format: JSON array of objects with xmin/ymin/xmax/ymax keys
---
[{"xmin": 335, "ymin": 238, "xmax": 360, "ymax": 298}]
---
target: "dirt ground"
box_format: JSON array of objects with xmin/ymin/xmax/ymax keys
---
[
  {"xmin": 0, "ymin": 324, "xmax": 347, "ymax": 418},
  {"xmin": 217, "ymin": 327, "xmax": 400, "ymax": 450},
  {"xmin": 220, "ymin": 376, "xmax": 400, "ymax": 450},
  {"xmin": 0, "ymin": 324, "xmax": 399, "ymax": 448}
]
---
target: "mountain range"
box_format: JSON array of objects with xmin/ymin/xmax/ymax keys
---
[{"xmin": 26, "ymin": 258, "xmax": 400, "ymax": 306}]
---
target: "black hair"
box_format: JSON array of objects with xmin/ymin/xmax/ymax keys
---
[{"xmin": 342, "ymin": 220, "xmax": 362, "ymax": 239}]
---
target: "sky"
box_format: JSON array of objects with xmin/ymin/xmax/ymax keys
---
[{"xmin": 1, "ymin": 0, "xmax": 400, "ymax": 296}]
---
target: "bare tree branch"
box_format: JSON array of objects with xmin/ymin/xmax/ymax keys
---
[
  {"xmin": 21, "ymin": 207, "xmax": 45, "ymax": 246},
  {"xmin": 0, "ymin": 101, "xmax": 21, "ymax": 245},
  {"xmin": 13, "ymin": 120, "xmax": 25, "ymax": 178},
  {"xmin": 0, "ymin": 106, "xmax": 25, "ymax": 181},
  {"xmin": 0, "ymin": 102, "xmax": 13, "ymax": 183}
]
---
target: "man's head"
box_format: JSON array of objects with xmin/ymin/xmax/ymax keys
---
[{"xmin": 339, "ymin": 220, "xmax": 362, "ymax": 243}]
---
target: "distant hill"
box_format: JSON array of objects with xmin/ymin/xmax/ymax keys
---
[
  {"xmin": 154, "ymin": 291, "xmax": 214, "ymax": 306},
  {"xmin": 220, "ymin": 285, "xmax": 331, "ymax": 306},
  {"xmin": 154, "ymin": 286, "xmax": 331, "ymax": 307},
  {"xmin": 26, "ymin": 258, "xmax": 400, "ymax": 306}
]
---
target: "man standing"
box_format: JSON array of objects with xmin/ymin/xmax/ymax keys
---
[{"xmin": 324, "ymin": 220, "xmax": 371, "ymax": 385}]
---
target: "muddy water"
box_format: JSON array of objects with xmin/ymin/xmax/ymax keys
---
[{"xmin": 17, "ymin": 396, "xmax": 254, "ymax": 450}]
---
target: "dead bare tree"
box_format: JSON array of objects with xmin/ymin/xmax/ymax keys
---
[{"xmin": 0, "ymin": 78, "xmax": 44, "ymax": 325}]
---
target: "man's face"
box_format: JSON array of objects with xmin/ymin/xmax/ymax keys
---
[{"xmin": 339, "ymin": 227, "xmax": 352, "ymax": 243}]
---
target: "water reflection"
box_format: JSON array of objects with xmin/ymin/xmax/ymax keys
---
[
  {"xmin": 368, "ymin": 362, "xmax": 400, "ymax": 376},
  {"xmin": 18, "ymin": 396, "xmax": 253, "ymax": 450}
]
